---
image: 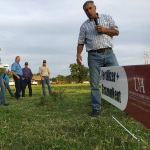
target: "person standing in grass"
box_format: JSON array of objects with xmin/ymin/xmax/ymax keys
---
[
  {"xmin": 39, "ymin": 60, "xmax": 52, "ymax": 96},
  {"xmin": 11, "ymin": 56, "xmax": 23, "ymax": 100},
  {"xmin": 22, "ymin": 62, "xmax": 33, "ymax": 98},
  {"xmin": 0, "ymin": 60, "xmax": 9, "ymax": 106},
  {"xmin": 3, "ymin": 69, "xmax": 14, "ymax": 97},
  {"xmin": 77, "ymin": 1, "xmax": 119, "ymax": 117}
]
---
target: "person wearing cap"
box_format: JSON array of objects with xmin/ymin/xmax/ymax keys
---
[
  {"xmin": 2, "ymin": 69, "xmax": 14, "ymax": 97},
  {"xmin": 22, "ymin": 62, "xmax": 33, "ymax": 97},
  {"xmin": 77, "ymin": 1, "xmax": 119, "ymax": 117},
  {"xmin": 39, "ymin": 60, "xmax": 52, "ymax": 96},
  {"xmin": 0, "ymin": 59, "xmax": 9, "ymax": 106},
  {"xmin": 11, "ymin": 56, "xmax": 23, "ymax": 100}
]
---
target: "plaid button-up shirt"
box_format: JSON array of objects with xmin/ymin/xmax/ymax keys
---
[{"xmin": 78, "ymin": 14, "xmax": 119, "ymax": 52}]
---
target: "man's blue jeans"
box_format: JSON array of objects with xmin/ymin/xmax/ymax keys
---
[
  {"xmin": 22, "ymin": 78, "xmax": 32, "ymax": 97},
  {"xmin": 88, "ymin": 50, "xmax": 119, "ymax": 111},
  {"xmin": 42, "ymin": 77, "xmax": 52, "ymax": 96},
  {"xmin": 13, "ymin": 75, "xmax": 23, "ymax": 99},
  {"xmin": 0, "ymin": 73, "xmax": 6, "ymax": 105},
  {"xmin": 5, "ymin": 84, "xmax": 13, "ymax": 97}
]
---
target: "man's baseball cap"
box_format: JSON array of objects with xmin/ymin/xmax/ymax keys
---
[
  {"xmin": 25, "ymin": 62, "xmax": 28, "ymax": 65},
  {"xmin": 43, "ymin": 60, "xmax": 46, "ymax": 63}
]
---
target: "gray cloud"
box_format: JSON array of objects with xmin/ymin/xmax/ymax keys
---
[{"xmin": 0, "ymin": 0, "xmax": 150, "ymax": 77}]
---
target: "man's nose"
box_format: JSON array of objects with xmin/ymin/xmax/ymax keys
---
[{"xmin": 87, "ymin": 9, "xmax": 92, "ymax": 13}]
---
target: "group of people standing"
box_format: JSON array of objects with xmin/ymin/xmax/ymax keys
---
[{"xmin": 0, "ymin": 56, "xmax": 52, "ymax": 106}]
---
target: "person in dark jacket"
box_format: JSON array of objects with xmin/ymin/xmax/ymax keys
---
[{"xmin": 22, "ymin": 62, "xmax": 33, "ymax": 97}]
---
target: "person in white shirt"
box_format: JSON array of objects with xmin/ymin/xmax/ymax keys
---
[{"xmin": 39, "ymin": 60, "xmax": 52, "ymax": 96}]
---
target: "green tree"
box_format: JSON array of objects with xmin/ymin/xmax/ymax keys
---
[
  {"xmin": 51, "ymin": 77, "xmax": 57, "ymax": 82},
  {"xmin": 56, "ymin": 75, "xmax": 65, "ymax": 82},
  {"xmin": 69, "ymin": 63, "xmax": 89, "ymax": 83},
  {"xmin": 65, "ymin": 75, "xmax": 72, "ymax": 83},
  {"xmin": 33, "ymin": 73, "xmax": 40, "ymax": 76},
  {"xmin": 8, "ymin": 72, "xmax": 13, "ymax": 78}
]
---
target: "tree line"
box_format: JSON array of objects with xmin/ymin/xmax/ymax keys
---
[{"xmin": 51, "ymin": 63, "xmax": 89, "ymax": 83}]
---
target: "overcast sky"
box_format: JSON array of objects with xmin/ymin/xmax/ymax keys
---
[{"xmin": 0, "ymin": 0, "xmax": 150, "ymax": 77}]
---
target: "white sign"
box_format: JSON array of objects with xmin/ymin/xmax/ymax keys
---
[{"xmin": 101, "ymin": 66, "xmax": 128, "ymax": 111}]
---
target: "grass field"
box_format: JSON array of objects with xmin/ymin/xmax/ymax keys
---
[{"xmin": 0, "ymin": 84, "xmax": 150, "ymax": 150}]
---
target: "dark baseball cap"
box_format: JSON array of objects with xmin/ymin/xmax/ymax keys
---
[
  {"xmin": 43, "ymin": 60, "xmax": 46, "ymax": 63},
  {"xmin": 25, "ymin": 62, "xmax": 28, "ymax": 65}
]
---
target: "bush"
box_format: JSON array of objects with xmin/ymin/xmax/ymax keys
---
[
  {"xmin": 38, "ymin": 96, "xmax": 49, "ymax": 106},
  {"xmin": 51, "ymin": 89, "xmax": 65, "ymax": 101},
  {"xmin": 37, "ymin": 89, "xmax": 65, "ymax": 106}
]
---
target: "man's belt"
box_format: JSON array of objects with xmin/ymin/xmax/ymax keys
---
[
  {"xmin": 42, "ymin": 76, "xmax": 49, "ymax": 77},
  {"xmin": 88, "ymin": 48, "xmax": 112, "ymax": 53},
  {"xmin": 24, "ymin": 77, "xmax": 29, "ymax": 80}
]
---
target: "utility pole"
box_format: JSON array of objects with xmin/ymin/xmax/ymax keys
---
[{"xmin": 144, "ymin": 51, "xmax": 148, "ymax": 64}]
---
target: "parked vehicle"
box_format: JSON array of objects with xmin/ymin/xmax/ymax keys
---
[
  {"xmin": 31, "ymin": 81, "xmax": 38, "ymax": 85},
  {"xmin": 9, "ymin": 81, "xmax": 15, "ymax": 86}
]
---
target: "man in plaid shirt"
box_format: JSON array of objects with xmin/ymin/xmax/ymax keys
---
[{"xmin": 77, "ymin": 1, "xmax": 119, "ymax": 117}]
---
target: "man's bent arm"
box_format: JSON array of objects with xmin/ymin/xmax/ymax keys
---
[
  {"xmin": 104, "ymin": 28, "xmax": 119, "ymax": 36},
  {"xmin": 11, "ymin": 71, "xmax": 19, "ymax": 78},
  {"xmin": 40, "ymin": 72, "xmax": 42, "ymax": 78},
  {"xmin": 95, "ymin": 25, "xmax": 119, "ymax": 36},
  {"xmin": 77, "ymin": 44, "xmax": 84, "ymax": 65}
]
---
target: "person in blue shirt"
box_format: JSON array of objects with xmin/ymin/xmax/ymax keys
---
[
  {"xmin": 3, "ymin": 69, "xmax": 14, "ymax": 97},
  {"xmin": 11, "ymin": 56, "xmax": 23, "ymax": 100},
  {"xmin": 0, "ymin": 60, "xmax": 9, "ymax": 106}
]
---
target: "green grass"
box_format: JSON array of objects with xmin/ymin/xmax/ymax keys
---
[{"xmin": 0, "ymin": 84, "xmax": 150, "ymax": 150}]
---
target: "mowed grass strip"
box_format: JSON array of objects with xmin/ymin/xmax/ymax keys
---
[{"xmin": 0, "ymin": 84, "xmax": 150, "ymax": 150}]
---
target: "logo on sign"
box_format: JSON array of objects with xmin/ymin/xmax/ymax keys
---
[{"xmin": 134, "ymin": 77, "xmax": 145, "ymax": 93}]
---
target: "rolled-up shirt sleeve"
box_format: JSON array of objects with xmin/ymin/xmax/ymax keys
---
[
  {"xmin": 78, "ymin": 25, "xmax": 86, "ymax": 44},
  {"xmin": 11, "ymin": 63, "xmax": 16, "ymax": 71},
  {"xmin": 108, "ymin": 15, "xmax": 119, "ymax": 31}
]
